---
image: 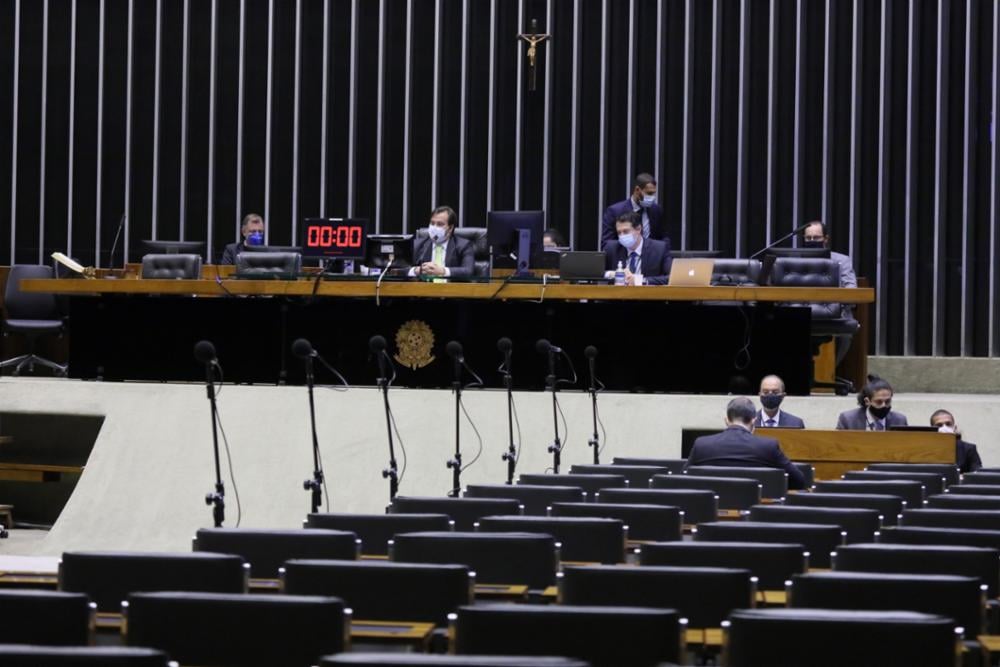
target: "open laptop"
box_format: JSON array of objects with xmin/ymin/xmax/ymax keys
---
[
  {"xmin": 559, "ymin": 251, "xmax": 607, "ymax": 282},
  {"xmin": 668, "ymin": 258, "xmax": 714, "ymax": 286}
]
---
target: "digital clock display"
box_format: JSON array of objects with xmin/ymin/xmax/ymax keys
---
[{"xmin": 300, "ymin": 218, "xmax": 369, "ymax": 259}]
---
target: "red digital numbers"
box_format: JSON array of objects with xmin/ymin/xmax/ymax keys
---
[{"xmin": 306, "ymin": 224, "xmax": 363, "ymax": 248}]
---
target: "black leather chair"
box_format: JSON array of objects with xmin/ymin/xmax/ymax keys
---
[
  {"xmin": 786, "ymin": 491, "xmax": 904, "ymax": 526},
  {"xmin": 770, "ymin": 257, "xmax": 859, "ymax": 395},
  {"xmin": 901, "ymin": 508, "xmax": 1000, "ymax": 532},
  {"xmin": 880, "ymin": 526, "xmax": 1000, "ymax": 550},
  {"xmin": 281, "ymin": 559, "xmax": 472, "ymax": 626},
  {"xmin": 597, "ymin": 488, "xmax": 718, "ymax": 525},
  {"xmin": 1, "ymin": 265, "xmax": 68, "ymax": 377},
  {"xmin": 814, "ymin": 479, "xmax": 925, "ymax": 508},
  {"xmin": 747, "ymin": 504, "xmax": 881, "ymax": 544},
  {"xmin": 0, "ymin": 645, "xmax": 172, "ymax": 666},
  {"xmin": 928, "ymin": 493, "xmax": 1000, "ymax": 510},
  {"xmin": 390, "ymin": 531, "xmax": 558, "ymax": 588},
  {"xmin": 724, "ymin": 608, "xmax": 960, "ymax": 667},
  {"xmin": 464, "ymin": 484, "xmax": 585, "ymax": 516},
  {"xmin": 518, "ymin": 473, "xmax": 628, "ymax": 500},
  {"xmin": 832, "ymin": 543, "xmax": 1000, "ymax": 598},
  {"xmin": 943, "ymin": 484, "xmax": 1000, "ymax": 496},
  {"xmin": 684, "ymin": 466, "xmax": 788, "ymax": 499},
  {"xmin": 125, "ymin": 592, "xmax": 347, "ymax": 667},
  {"xmin": 305, "ymin": 512, "xmax": 453, "ymax": 556},
  {"xmin": 559, "ymin": 563, "xmax": 754, "ymax": 628},
  {"xmin": 388, "ymin": 497, "xmax": 522, "ymax": 531},
  {"xmin": 612, "ymin": 457, "xmax": 687, "ymax": 474},
  {"xmin": 868, "ymin": 463, "xmax": 961, "ymax": 487},
  {"xmin": 792, "ymin": 462, "xmax": 815, "ymax": 489},
  {"xmin": 475, "ymin": 515, "xmax": 626, "ymax": 563},
  {"xmin": 710, "ymin": 259, "xmax": 762, "ymax": 286},
  {"xmin": 788, "ymin": 571, "xmax": 986, "ymax": 635},
  {"xmin": 549, "ymin": 501, "xmax": 683, "ymax": 542},
  {"xmin": 234, "ymin": 251, "xmax": 302, "ymax": 276},
  {"xmin": 140, "ymin": 253, "xmax": 202, "ymax": 279},
  {"xmin": 843, "ymin": 469, "xmax": 944, "ymax": 496},
  {"xmin": 651, "ymin": 474, "xmax": 761, "ymax": 511},
  {"xmin": 414, "ymin": 227, "xmax": 490, "ymax": 278},
  {"xmin": 961, "ymin": 472, "xmax": 1000, "ymax": 486},
  {"xmin": 452, "ymin": 603, "xmax": 682, "ymax": 667},
  {"xmin": 58, "ymin": 551, "xmax": 248, "ymax": 612},
  {"xmin": 638, "ymin": 541, "xmax": 807, "ymax": 590},
  {"xmin": 0, "ymin": 590, "xmax": 93, "ymax": 646},
  {"xmin": 319, "ymin": 656, "xmax": 590, "ymax": 667},
  {"xmin": 192, "ymin": 528, "xmax": 359, "ymax": 578},
  {"xmin": 695, "ymin": 521, "xmax": 844, "ymax": 568},
  {"xmin": 568, "ymin": 464, "xmax": 670, "ymax": 489}
]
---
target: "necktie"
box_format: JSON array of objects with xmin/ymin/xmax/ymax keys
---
[
  {"xmin": 433, "ymin": 242, "xmax": 445, "ymax": 267},
  {"xmin": 628, "ymin": 252, "xmax": 639, "ymax": 273},
  {"xmin": 765, "ymin": 419, "xmax": 776, "ymax": 428},
  {"xmin": 642, "ymin": 210, "xmax": 650, "ymax": 238}
]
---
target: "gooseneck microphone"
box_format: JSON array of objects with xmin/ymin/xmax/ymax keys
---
[
  {"xmin": 584, "ymin": 345, "xmax": 602, "ymax": 464},
  {"xmin": 293, "ymin": 337, "xmax": 325, "ymax": 514},
  {"xmin": 498, "ymin": 337, "xmax": 517, "ymax": 484},
  {"xmin": 370, "ymin": 334, "xmax": 399, "ymax": 500},
  {"xmin": 194, "ymin": 340, "xmax": 226, "ymax": 527},
  {"xmin": 536, "ymin": 338, "xmax": 563, "ymax": 473}
]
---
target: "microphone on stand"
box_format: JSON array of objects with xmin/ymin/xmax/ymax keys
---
[
  {"xmin": 107, "ymin": 212, "xmax": 127, "ymax": 271},
  {"xmin": 293, "ymin": 338, "xmax": 325, "ymax": 514},
  {"xmin": 194, "ymin": 340, "xmax": 226, "ymax": 527},
  {"xmin": 445, "ymin": 340, "xmax": 465, "ymax": 497},
  {"xmin": 750, "ymin": 222, "xmax": 813, "ymax": 285},
  {"xmin": 498, "ymin": 337, "xmax": 517, "ymax": 484},
  {"xmin": 584, "ymin": 345, "xmax": 602, "ymax": 464},
  {"xmin": 370, "ymin": 335, "xmax": 400, "ymax": 500},
  {"xmin": 536, "ymin": 338, "xmax": 563, "ymax": 473}
]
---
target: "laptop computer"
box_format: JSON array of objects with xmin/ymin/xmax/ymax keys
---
[
  {"xmin": 559, "ymin": 251, "xmax": 607, "ymax": 282},
  {"xmin": 668, "ymin": 258, "xmax": 715, "ymax": 286}
]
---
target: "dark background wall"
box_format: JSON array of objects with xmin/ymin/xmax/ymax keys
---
[{"xmin": 1, "ymin": 0, "xmax": 998, "ymax": 357}]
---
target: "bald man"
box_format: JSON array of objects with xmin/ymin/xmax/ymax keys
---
[{"xmin": 753, "ymin": 375, "xmax": 805, "ymax": 429}]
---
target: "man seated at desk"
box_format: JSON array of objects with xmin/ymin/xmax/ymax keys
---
[
  {"xmin": 409, "ymin": 206, "xmax": 475, "ymax": 280},
  {"xmin": 220, "ymin": 213, "xmax": 265, "ymax": 264},
  {"xmin": 836, "ymin": 375, "xmax": 908, "ymax": 430},
  {"xmin": 686, "ymin": 397, "xmax": 807, "ymax": 489},
  {"xmin": 603, "ymin": 213, "xmax": 672, "ymax": 285},
  {"xmin": 754, "ymin": 374, "xmax": 805, "ymax": 428},
  {"xmin": 930, "ymin": 409, "xmax": 983, "ymax": 473}
]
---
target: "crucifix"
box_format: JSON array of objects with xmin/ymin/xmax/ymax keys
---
[{"xmin": 518, "ymin": 19, "xmax": 550, "ymax": 92}]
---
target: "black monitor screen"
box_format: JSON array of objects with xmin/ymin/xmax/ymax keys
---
[
  {"xmin": 487, "ymin": 210, "xmax": 545, "ymax": 271},
  {"xmin": 301, "ymin": 218, "xmax": 369, "ymax": 260},
  {"xmin": 767, "ymin": 247, "xmax": 831, "ymax": 259},
  {"xmin": 366, "ymin": 234, "xmax": 414, "ymax": 270},
  {"xmin": 142, "ymin": 240, "xmax": 204, "ymax": 258}
]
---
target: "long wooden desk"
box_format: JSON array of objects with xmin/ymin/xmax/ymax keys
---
[{"xmin": 757, "ymin": 428, "xmax": 957, "ymax": 480}]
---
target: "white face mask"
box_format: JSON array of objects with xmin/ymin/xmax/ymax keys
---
[
  {"xmin": 937, "ymin": 424, "xmax": 955, "ymax": 434},
  {"xmin": 640, "ymin": 194, "xmax": 656, "ymax": 208},
  {"xmin": 428, "ymin": 225, "xmax": 447, "ymax": 243},
  {"xmin": 618, "ymin": 232, "xmax": 637, "ymax": 250}
]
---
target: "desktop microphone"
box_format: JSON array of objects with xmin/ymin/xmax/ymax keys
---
[
  {"xmin": 498, "ymin": 337, "xmax": 513, "ymax": 373},
  {"xmin": 749, "ymin": 222, "xmax": 813, "ymax": 259},
  {"xmin": 535, "ymin": 338, "xmax": 563, "ymax": 355},
  {"xmin": 292, "ymin": 338, "xmax": 317, "ymax": 359},
  {"xmin": 584, "ymin": 345, "xmax": 598, "ymax": 387},
  {"xmin": 446, "ymin": 340, "xmax": 464, "ymax": 385},
  {"xmin": 194, "ymin": 340, "xmax": 218, "ymax": 367},
  {"xmin": 370, "ymin": 335, "xmax": 389, "ymax": 380}
]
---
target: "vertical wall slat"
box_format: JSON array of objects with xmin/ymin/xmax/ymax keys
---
[
  {"xmin": 680, "ymin": 0, "xmax": 692, "ymax": 249},
  {"xmin": 347, "ymin": 0, "xmax": 358, "ymax": 215},
  {"xmin": 291, "ymin": 0, "xmax": 302, "ymax": 241},
  {"xmin": 151, "ymin": 0, "xmax": 161, "ymax": 239},
  {"xmin": 707, "ymin": 0, "xmax": 721, "ymax": 249},
  {"xmin": 374, "ymin": 0, "xmax": 385, "ymax": 231},
  {"xmin": 263, "ymin": 0, "xmax": 274, "ymax": 241},
  {"xmin": 95, "ymin": 0, "xmax": 104, "ymax": 265},
  {"xmin": 207, "ymin": 0, "xmax": 217, "ymax": 261},
  {"xmin": 487, "ymin": 0, "xmax": 496, "ymax": 211},
  {"xmin": 402, "ymin": 0, "xmax": 412, "ymax": 230},
  {"xmin": 8, "ymin": 0, "xmax": 18, "ymax": 265},
  {"xmin": 626, "ymin": 0, "xmax": 635, "ymax": 190},
  {"xmin": 179, "ymin": 0, "xmax": 190, "ymax": 240},
  {"xmin": 990, "ymin": 0, "xmax": 1000, "ymax": 355},
  {"xmin": 848, "ymin": 0, "xmax": 862, "ymax": 261},
  {"xmin": 124, "ymin": 0, "xmax": 133, "ymax": 262},
  {"xmin": 960, "ymin": 0, "xmax": 976, "ymax": 355},
  {"xmin": 791, "ymin": 0, "xmax": 803, "ymax": 231},
  {"xmin": 66, "ymin": 0, "xmax": 77, "ymax": 256},
  {"xmin": 541, "ymin": 0, "xmax": 552, "ymax": 218},
  {"xmin": 596, "ymin": 0, "xmax": 608, "ymax": 241},
  {"xmin": 903, "ymin": 0, "xmax": 920, "ymax": 355},
  {"xmin": 654, "ymin": 0, "xmax": 663, "ymax": 209},
  {"xmin": 319, "ymin": 0, "xmax": 329, "ymax": 217},
  {"xmin": 820, "ymin": 0, "xmax": 834, "ymax": 230},
  {"xmin": 431, "ymin": 0, "xmax": 441, "ymax": 209},
  {"xmin": 39, "ymin": 0, "xmax": 49, "ymax": 262},
  {"xmin": 765, "ymin": 0, "xmax": 776, "ymax": 245},
  {"xmin": 875, "ymin": 0, "xmax": 892, "ymax": 354},
  {"xmin": 459, "ymin": 0, "xmax": 469, "ymax": 224},
  {"xmin": 735, "ymin": 0, "xmax": 749, "ymax": 256},
  {"xmin": 514, "ymin": 0, "xmax": 524, "ymax": 209},
  {"xmin": 569, "ymin": 0, "xmax": 580, "ymax": 249},
  {"xmin": 235, "ymin": 0, "xmax": 245, "ymax": 237},
  {"xmin": 932, "ymin": 0, "xmax": 950, "ymax": 355}
]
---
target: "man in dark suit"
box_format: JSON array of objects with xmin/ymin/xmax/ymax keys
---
[
  {"xmin": 220, "ymin": 213, "xmax": 265, "ymax": 264},
  {"xmin": 754, "ymin": 375, "xmax": 806, "ymax": 428},
  {"xmin": 409, "ymin": 206, "xmax": 475, "ymax": 281},
  {"xmin": 930, "ymin": 409, "xmax": 983, "ymax": 473},
  {"xmin": 836, "ymin": 375, "xmax": 909, "ymax": 430},
  {"xmin": 686, "ymin": 397, "xmax": 807, "ymax": 490},
  {"xmin": 603, "ymin": 213, "xmax": 672, "ymax": 285},
  {"xmin": 600, "ymin": 173, "xmax": 668, "ymax": 250}
]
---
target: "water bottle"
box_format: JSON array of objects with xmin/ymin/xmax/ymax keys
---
[{"xmin": 614, "ymin": 261, "xmax": 625, "ymax": 286}]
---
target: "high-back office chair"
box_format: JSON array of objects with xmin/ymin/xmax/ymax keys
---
[
  {"xmin": 770, "ymin": 257, "xmax": 859, "ymax": 395},
  {"xmin": 414, "ymin": 228, "xmax": 490, "ymax": 277},
  {"xmin": 235, "ymin": 251, "xmax": 302, "ymax": 277},
  {"xmin": 1, "ymin": 265, "xmax": 68, "ymax": 377},
  {"xmin": 140, "ymin": 254, "xmax": 202, "ymax": 279}
]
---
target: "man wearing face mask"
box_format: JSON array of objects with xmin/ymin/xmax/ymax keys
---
[
  {"xmin": 686, "ymin": 397, "xmax": 807, "ymax": 490},
  {"xmin": 803, "ymin": 221, "xmax": 858, "ymax": 367},
  {"xmin": 409, "ymin": 206, "xmax": 475, "ymax": 280},
  {"xmin": 930, "ymin": 409, "xmax": 983, "ymax": 473},
  {"xmin": 754, "ymin": 375, "xmax": 805, "ymax": 428},
  {"xmin": 600, "ymin": 173, "xmax": 668, "ymax": 250},
  {"xmin": 836, "ymin": 375, "xmax": 908, "ymax": 430},
  {"xmin": 220, "ymin": 213, "xmax": 265, "ymax": 264},
  {"xmin": 602, "ymin": 212, "xmax": 672, "ymax": 285}
]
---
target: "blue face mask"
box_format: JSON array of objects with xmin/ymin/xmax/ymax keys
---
[
  {"xmin": 640, "ymin": 194, "xmax": 656, "ymax": 208},
  {"xmin": 246, "ymin": 231, "xmax": 264, "ymax": 246},
  {"xmin": 618, "ymin": 233, "xmax": 637, "ymax": 250}
]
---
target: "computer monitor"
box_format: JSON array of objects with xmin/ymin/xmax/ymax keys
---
[
  {"xmin": 487, "ymin": 210, "xmax": 545, "ymax": 275},
  {"xmin": 142, "ymin": 240, "xmax": 204, "ymax": 259},
  {"xmin": 366, "ymin": 234, "xmax": 414, "ymax": 271},
  {"xmin": 766, "ymin": 247, "xmax": 831, "ymax": 259},
  {"xmin": 242, "ymin": 244, "xmax": 303, "ymax": 254},
  {"xmin": 300, "ymin": 218, "xmax": 369, "ymax": 261}
]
